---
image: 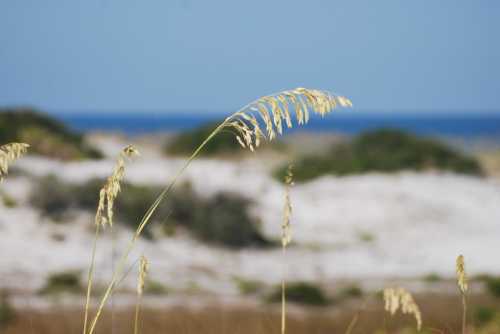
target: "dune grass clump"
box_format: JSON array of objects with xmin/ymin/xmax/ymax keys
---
[
  {"xmin": 0, "ymin": 291, "xmax": 15, "ymax": 328},
  {"xmin": 0, "ymin": 109, "xmax": 101, "ymax": 160},
  {"xmin": 40, "ymin": 271, "xmax": 82, "ymax": 295},
  {"xmin": 165, "ymin": 122, "xmax": 242, "ymax": 157},
  {"xmin": 30, "ymin": 177, "xmax": 270, "ymax": 247},
  {"xmin": 267, "ymin": 282, "xmax": 330, "ymax": 306},
  {"xmin": 275, "ymin": 129, "xmax": 483, "ymax": 182},
  {"xmin": 485, "ymin": 277, "xmax": 500, "ymax": 298}
]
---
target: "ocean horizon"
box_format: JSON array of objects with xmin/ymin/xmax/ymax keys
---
[{"xmin": 53, "ymin": 111, "xmax": 500, "ymax": 139}]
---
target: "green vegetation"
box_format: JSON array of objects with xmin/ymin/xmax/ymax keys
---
[
  {"xmin": 0, "ymin": 192, "xmax": 17, "ymax": 208},
  {"xmin": 339, "ymin": 285, "xmax": 363, "ymax": 299},
  {"xmin": 266, "ymin": 282, "xmax": 330, "ymax": 306},
  {"xmin": 164, "ymin": 121, "xmax": 285, "ymax": 157},
  {"xmin": 485, "ymin": 277, "xmax": 500, "ymax": 298},
  {"xmin": 0, "ymin": 292, "xmax": 15, "ymax": 328},
  {"xmin": 0, "ymin": 108, "xmax": 102, "ymax": 160},
  {"xmin": 145, "ymin": 279, "xmax": 169, "ymax": 295},
  {"xmin": 165, "ymin": 122, "xmax": 242, "ymax": 157},
  {"xmin": 474, "ymin": 306, "xmax": 497, "ymax": 327},
  {"xmin": 275, "ymin": 129, "xmax": 483, "ymax": 182},
  {"xmin": 423, "ymin": 273, "xmax": 443, "ymax": 283},
  {"xmin": 30, "ymin": 176, "xmax": 272, "ymax": 248},
  {"xmin": 40, "ymin": 271, "xmax": 82, "ymax": 295},
  {"xmin": 233, "ymin": 277, "xmax": 265, "ymax": 295}
]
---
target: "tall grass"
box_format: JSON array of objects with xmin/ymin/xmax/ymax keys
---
[
  {"xmin": 85, "ymin": 88, "xmax": 352, "ymax": 334},
  {"xmin": 456, "ymin": 255, "xmax": 468, "ymax": 334},
  {"xmin": 281, "ymin": 165, "xmax": 293, "ymax": 334}
]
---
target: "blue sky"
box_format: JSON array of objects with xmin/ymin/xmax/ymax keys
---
[{"xmin": 1, "ymin": 1, "xmax": 499, "ymax": 113}]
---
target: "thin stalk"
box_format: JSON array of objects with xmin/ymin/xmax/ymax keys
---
[
  {"xmin": 344, "ymin": 312, "xmax": 359, "ymax": 334},
  {"xmin": 134, "ymin": 292, "xmax": 143, "ymax": 334},
  {"xmin": 87, "ymin": 120, "xmax": 230, "ymax": 334},
  {"xmin": 281, "ymin": 246, "xmax": 286, "ymax": 334},
  {"xmin": 83, "ymin": 224, "xmax": 100, "ymax": 334},
  {"xmin": 461, "ymin": 293, "xmax": 467, "ymax": 334}
]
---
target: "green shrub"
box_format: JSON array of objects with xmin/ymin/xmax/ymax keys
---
[
  {"xmin": 31, "ymin": 177, "xmax": 272, "ymax": 248},
  {"xmin": 40, "ymin": 271, "xmax": 82, "ymax": 295},
  {"xmin": 474, "ymin": 306, "xmax": 497, "ymax": 327},
  {"xmin": 0, "ymin": 292, "xmax": 15, "ymax": 328},
  {"xmin": 275, "ymin": 129, "xmax": 483, "ymax": 182},
  {"xmin": 1, "ymin": 192, "xmax": 17, "ymax": 208},
  {"xmin": 423, "ymin": 273, "xmax": 442, "ymax": 283},
  {"xmin": 164, "ymin": 122, "xmax": 241, "ymax": 157},
  {"xmin": 233, "ymin": 277, "xmax": 265, "ymax": 295},
  {"xmin": 145, "ymin": 280, "xmax": 169, "ymax": 295},
  {"xmin": 0, "ymin": 108, "xmax": 102, "ymax": 160},
  {"xmin": 485, "ymin": 277, "xmax": 500, "ymax": 297},
  {"xmin": 339, "ymin": 285, "xmax": 363, "ymax": 299},
  {"xmin": 164, "ymin": 121, "xmax": 286, "ymax": 157},
  {"xmin": 266, "ymin": 282, "xmax": 330, "ymax": 306}
]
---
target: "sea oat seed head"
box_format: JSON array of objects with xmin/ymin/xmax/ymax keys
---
[
  {"xmin": 0, "ymin": 143, "xmax": 29, "ymax": 181},
  {"xmin": 383, "ymin": 287, "xmax": 422, "ymax": 331},
  {"xmin": 456, "ymin": 255, "xmax": 468, "ymax": 295},
  {"xmin": 137, "ymin": 256, "xmax": 149, "ymax": 295},
  {"xmin": 95, "ymin": 145, "xmax": 139, "ymax": 227},
  {"xmin": 225, "ymin": 88, "xmax": 351, "ymax": 151}
]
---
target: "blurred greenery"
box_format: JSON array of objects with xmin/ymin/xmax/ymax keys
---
[
  {"xmin": 164, "ymin": 121, "xmax": 286, "ymax": 157},
  {"xmin": 164, "ymin": 122, "xmax": 241, "ymax": 157},
  {"xmin": 30, "ymin": 176, "xmax": 272, "ymax": 248},
  {"xmin": 266, "ymin": 282, "xmax": 330, "ymax": 306},
  {"xmin": 40, "ymin": 271, "xmax": 82, "ymax": 295},
  {"xmin": 233, "ymin": 276, "xmax": 265, "ymax": 296},
  {"xmin": 275, "ymin": 129, "xmax": 483, "ymax": 182},
  {"xmin": 145, "ymin": 279, "xmax": 169, "ymax": 295},
  {"xmin": 474, "ymin": 306, "xmax": 497, "ymax": 327},
  {"xmin": 485, "ymin": 277, "xmax": 500, "ymax": 298},
  {"xmin": 0, "ymin": 292, "xmax": 15, "ymax": 328},
  {"xmin": 339, "ymin": 285, "xmax": 363, "ymax": 299},
  {"xmin": 0, "ymin": 108, "xmax": 102, "ymax": 160}
]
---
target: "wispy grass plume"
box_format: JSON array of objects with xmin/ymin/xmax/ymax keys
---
[
  {"xmin": 134, "ymin": 256, "xmax": 149, "ymax": 334},
  {"xmin": 383, "ymin": 287, "xmax": 422, "ymax": 331},
  {"xmin": 86, "ymin": 88, "xmax": 351, "ymax": 334},
  {"xmin": 456, "ymin": 254, "xmax": 468, "ymax": 334},
  {"xmin": 0, "ymin": 143, "xmax": 29, "ymax": 182},
  {"xmin": 281, "ymin": 164, "xmax": 293, "ymax": 334},
  {"xmin": 83, "ymin": 145, "xmax": 139, "ymax": 334}
]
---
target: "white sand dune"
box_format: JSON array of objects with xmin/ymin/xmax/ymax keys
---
[{"xmin": 1, "ymin": 154, "xmax": 500, "ymax": 295}]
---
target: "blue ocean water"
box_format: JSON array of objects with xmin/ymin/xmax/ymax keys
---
[{"xmin": 56, "ymin": 112, "xmax": 500, "ymax": 138}]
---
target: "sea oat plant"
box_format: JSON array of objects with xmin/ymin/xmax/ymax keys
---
[
  {"xmin": 83, "ymin": 145, "xmax": 139, "ymax": 334},
  {"xmin": 134, "ymin": 256, "xmax": 149, "ymax": 334},
  {"xmin": 383, "ymin": 287, "xmax": 422, "ymax": 331},
  {"xmin": 86, "ymin": 88, "xmax": 352, "ymax": 334},
  {"xmin": 456, "ymin": 254, "xmax": 468, "ymax": 334},
  {"xmin": 0, "ymin": 143, "xmax": 29, "ymax": 182},
  {"xmin": 281, "ymin": 164, "xmax": 293, "ymax": 334}
]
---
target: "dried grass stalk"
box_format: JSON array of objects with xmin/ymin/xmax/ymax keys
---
[
  {"xmin": 83, "ymin": 145, "xmax": 139, "ymax": 334},
  {"xmin": 134, "ymin": 256, "xmax": 149, "ymax": 334},
  {"xmin": 0, "ymin": 143, "xmax": 29, "ymax": 181},
  {"xmin": 383, "ymin": 287, "xmax": 422, "ymax": 331},
  {"xmin": 456, "ymin": 255, "xmax": 468, "ymax": 334},
  {"xmin": 87, "ymin": 88, "xmax": 351, "ymax": 334},
  {"xmin": 281, "ymin": 165, "xmax": 294, "ymax": 334},
  {"xmin": 456, "ymin": 255, "xmax": 468, "ymax": 295},
  {"xmin": 95, "ymin": 145, "xmax": 139, "ymax": 227}
]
